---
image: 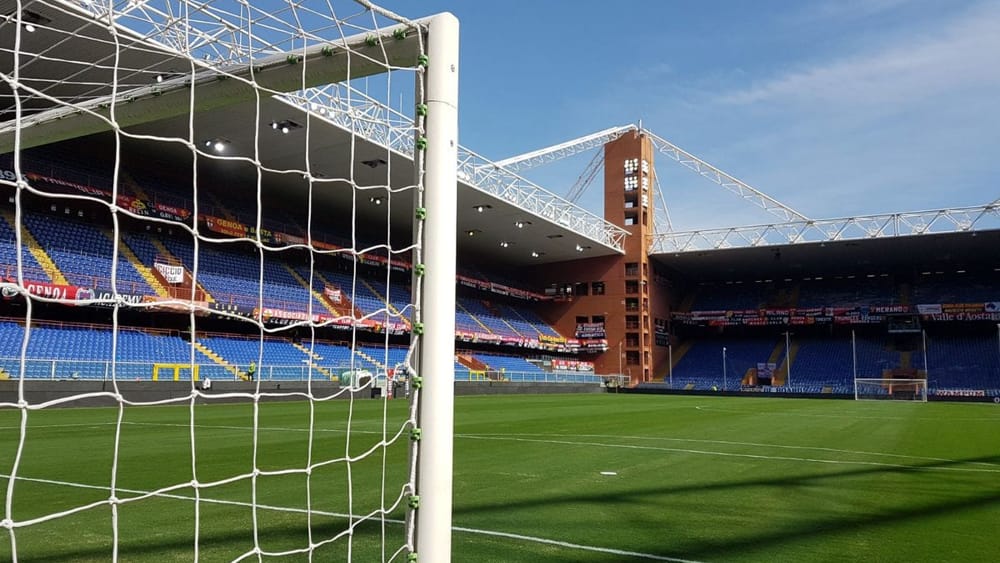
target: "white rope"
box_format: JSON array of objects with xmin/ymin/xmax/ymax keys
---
[{"xmin": 1, "ymin": 1, "xmax": 424, "ymax": 561}]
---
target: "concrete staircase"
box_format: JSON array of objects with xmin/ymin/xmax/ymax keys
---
[
  {"xmin": 149, "ymin": 238, "xmax": 214, "ymax": 303},
  {"xmin": 774, "ymin": 340, "xmax": 799, "ymax": 386},
  {"xmin": 456, "ymin": 301, "xmax": 492, "ymax": 334},
  {"xmin": 192, "ymin": 341, "xmax": 244, "ymax": 380},
  {"xmin": 314, "ymin": 271, "xmax": 364, "ymax": 319},
  {"xmin": 106, "ymin": 231, "xmax": 171, "ymax": 297},
  {"xmin": 355, "ymin": 349, "xmax": 386, "ymax": 372},
  {"xmin": 290, "ymin": 341, "xmax": 336, "ymax": 380},
  {"xmin": 361, "ymin": 279, "xmax": 410, "ymax": 328},
  {"xmin": 284, "ymin": 265, "xmax": 340, "ymax": 316},
  {"xmin": 0, "ymin": 210, "xmax": 68, "ymax": 284}
]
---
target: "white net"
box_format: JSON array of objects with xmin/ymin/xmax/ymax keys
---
[
  {"xmin": 854, "ymin": 378, "xmax": 928, "ymax": 402},
  {"xmin": 0, "ymin": 1, "xmax": 455, "ymax": 560}
]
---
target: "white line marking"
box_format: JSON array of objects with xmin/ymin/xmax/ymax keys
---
[
  {"xmin": 471, "ymin": 433, "xmax": 1000, "ymax": 468},
  {"xmin": 457, "ymin": 435, "xmax": 1000, "ymax": 474},
  {"xmin": 693, "ymin": 404, "xmax": 1000, "ymax": 422},
  {"xmin": 0, "ymin": 473, "xmax": 699, "ymax": 562}
]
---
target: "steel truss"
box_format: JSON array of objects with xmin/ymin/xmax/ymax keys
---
[
  {"xmin": 492, "ymin": 125, "xmax": 636, "ymax": 172},
  {"xmin": 649, "ymin": 204, "xmax": 1000, "ymax": 253},
  {"xmin": 285, "ymin": 86, "xmax": 629, "ymax": 252}
]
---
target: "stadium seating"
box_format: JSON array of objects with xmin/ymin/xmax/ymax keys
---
[
  {"xmin": 21, "ymin": 213, "xmax": 154, "ymax": 294},
  {"xmin": 924, "ymin": 334, "xmax": 1000, "ymax": 391},
  {"xmin": 0, "ymin": 215, "xmax": 47, "ymax": 279},
  {"xmin": 671, "ymin": 338, "xmax": 775, "ymax": 391}
]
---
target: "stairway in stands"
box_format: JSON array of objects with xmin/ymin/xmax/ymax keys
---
[
  {"xmin": 0, "ymin": 210, "xmax": 68, "ymax": 284},
  {"xmin": 192, "ymin": 341, "xmax": 244, "ymax": 380},
  {"xmin": 149, "ymin": 238, "xmax": 215, "ymax": 302},
  {"xmin": 284, "ymin": 265, "xmax": 340, "ymax": 316},
  {"xmin": 104, "ymin": 230, "xmax": 170, "ymax": 297},
  {"xmin": 290, "ymin": 341, "xmax": 335, "ymax": 379}
]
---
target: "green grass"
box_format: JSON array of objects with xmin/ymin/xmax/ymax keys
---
[{"xmin": 1, "ymin": 394, "xmax": 999, "ymax": 562}]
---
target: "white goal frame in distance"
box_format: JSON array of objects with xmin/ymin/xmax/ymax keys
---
[{"xmin": 854, "ymin": 378, "xmax": 928, "ymax": 402}]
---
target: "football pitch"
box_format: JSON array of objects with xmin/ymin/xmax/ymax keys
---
[{"xmin": 1, "ymin": 393, "xmax": 999, "ymax": 562}]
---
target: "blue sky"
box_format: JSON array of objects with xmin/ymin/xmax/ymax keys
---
[{"xmin": 377, "ymin": 0, "xmax": 1000, "ymax": 232}]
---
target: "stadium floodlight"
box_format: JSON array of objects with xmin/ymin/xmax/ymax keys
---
[{"xmin": 1, "ymin": 2, "xmax": 459, "ymax": 562}]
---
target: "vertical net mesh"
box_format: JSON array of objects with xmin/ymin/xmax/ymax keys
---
[{"xmin": 0, "ymin": 1, "xmax": 435, "ymax": 560}]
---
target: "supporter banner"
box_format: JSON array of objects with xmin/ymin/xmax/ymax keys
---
[
  {"xmin": 455, "ymin": 331, "xmax": 503, "ymax": 344},
  {"xmin": 23, "ymin": 173, "xmax": 190, "ymax": 222},
  {"xmin": 936, "ymin": 389, "xmax": 986, "ymax": 398},
  {"xmin": 152, "ymin": 202, "xmax": 190, "ymax": 221},
  {"xmin": 870, "ymin": 304, "xmax": 911, "ymax": 314},
  {"xmin": 539, "ymin": 334, "xmax": 567, "ymax": 345},
  {"xmin": 756, "ymin": 363, "xmax": 776, "ymax": 379},
  {"xmin": 324, "ymin": 285, "xmax": 342, "ymax": 304},
  {"xmin": 2, "ymin": 279, "xmax": 84, "ymax": 301},
  {"xmin": 274, "ymin": 232, "xmax": 307, "ymax": 246},
  {"xmin": 566, "ymin": 338, "xmax": 608, "ymax": 354},
  {"xmin": 675, "ymin": 302, "xmax": 1000, "ymax": 326},
  {"xmin": 84, "ymin": 290, "xmax": 146, "ymax": 306},
  {"xmin": 552, "ymin": 359, "xmax": 595, "ymax": 372},
  {"xmin": 154, "ymin": 262, "xmax": 185, "ymax": 284},
  {"xmin": 143, "ymin": 296, "xmax": 210, "ymax": 314},
  {"xmin": 203, "ymin": 215, "xmax": 248, "ymax": 238},
  {"xmin": 575, "ymin": 322, "xmax": 606, "ymax": 340}
]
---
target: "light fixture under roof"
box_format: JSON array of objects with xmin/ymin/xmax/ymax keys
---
[
  {"xmin": 204, "ymin": 138, "xmax": 229, "ymax": 153},
  {"xmin": 16, "ymin": 10, "xmax": 49, "ymax": 33},
  {"xmin": 270, "ymin": 119, "xmax": 302, "ymax": 134},
  {"xmin": 473, "ymin": 204, "xmax": 492, "ymax": 213},
  {"xmin": 499, "ymin": 241, "xmax": 512, "ymax": 248},
  {"xmin": 369, "ymin": 196, "xmax": 383, "ymax": 205},
  {"xmin": 361, "ymin": 158, "xmax": 388, "ymax": 169},
  {"xmin": 531, "ymin": 251, "xmax": 544, "ymax": 258},
  {"xmin": 514, "ymin": 220, "xmax": 531, "ymax": 229},
  {"xmin": 466, "ymin": 229, "xmax": 480, "ymax": 237},
  {"xmin": 575, "ymin": 244, "xmax": 590, "ymax": 252}
]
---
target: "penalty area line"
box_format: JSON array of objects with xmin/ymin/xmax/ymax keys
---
[{"xmin": 0, "ymin": 473, "xmax": 698, "ymax": 562}]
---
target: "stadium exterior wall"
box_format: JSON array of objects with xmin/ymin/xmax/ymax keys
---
[{"xmin": 531, "ymin": 130, "xmax": 670, "ymax": 384}]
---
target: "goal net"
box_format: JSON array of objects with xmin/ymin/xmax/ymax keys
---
[
  {"xmin": 0, "ymin": 1, "xmax": 456, "ymax": 561},
  {"xmin": 854, "ymin": 378, "xmax": 928, "ymax": 402}
]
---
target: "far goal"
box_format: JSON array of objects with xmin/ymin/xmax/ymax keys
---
[{"xmin": 854, "ymin": 378, "xmax": 928, "ymax": 402}]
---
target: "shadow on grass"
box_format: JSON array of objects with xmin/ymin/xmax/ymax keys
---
[
  {"xmin": 5, "ymin": 455, "xmax": 1000, "ymax": 561},
  {"xmin": 4, "ymin": 516, "xmax": 398, "ymax": 562},
  {"xmin": 453, "ymin": 454, "xmax": 1000, "ymax": 561}
]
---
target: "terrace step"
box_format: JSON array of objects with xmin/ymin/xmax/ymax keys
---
[
  {"xmin": 290, "ymin": 341, "xmax": 335, "ymax": 380},
  {"xmin": 192, "ymin": 341, "xmax": 244, "ymax": 380},
  {"xmin": 0, "ymin": 210, "xmax": 68, "ymax": 285},
  {"xmin": 284, "ymin": 265, "xmax": 340, "ymax": 316},
  {"xmin": 150, "ymin": 238, "xmax": 215, "ymax": 303},
  {"xmin": 109, "ymin": 231, "xmax": 170, "ymax": 298}
]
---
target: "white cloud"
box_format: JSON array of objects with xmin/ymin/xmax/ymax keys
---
[{"xmin": 719, "ymin": 3, "xmax": 1000, "ymax": 109}]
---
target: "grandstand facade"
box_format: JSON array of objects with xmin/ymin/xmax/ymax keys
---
[{"xmin": 2, "ymin": 127, "xmax": 999, "ymax": 398}]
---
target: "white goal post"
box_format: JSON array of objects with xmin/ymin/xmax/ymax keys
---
[
  {"xmin": 854, "ymin": 378, "xmax": 928, "ymax": 402},
  {"xmin": 0, "ymin": 2, "xmax": 458, "ymax": 562}
]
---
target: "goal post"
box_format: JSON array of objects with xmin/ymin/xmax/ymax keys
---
[
  {"xmin": 854, "ymin": 378, "xmax": 928, "ymax": 402},
  {"xmin": 0, "ymin": 2, "xmax": 458, "ymax": 561}
]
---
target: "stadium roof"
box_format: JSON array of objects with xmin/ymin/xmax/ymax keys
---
[
  {"xmin": 651, "ymin": 229, "xmax": 1000, "ymax": 282},
  {"xmin": 0, "ymin": 0, "xmax": 625, "ymax": 266}
]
